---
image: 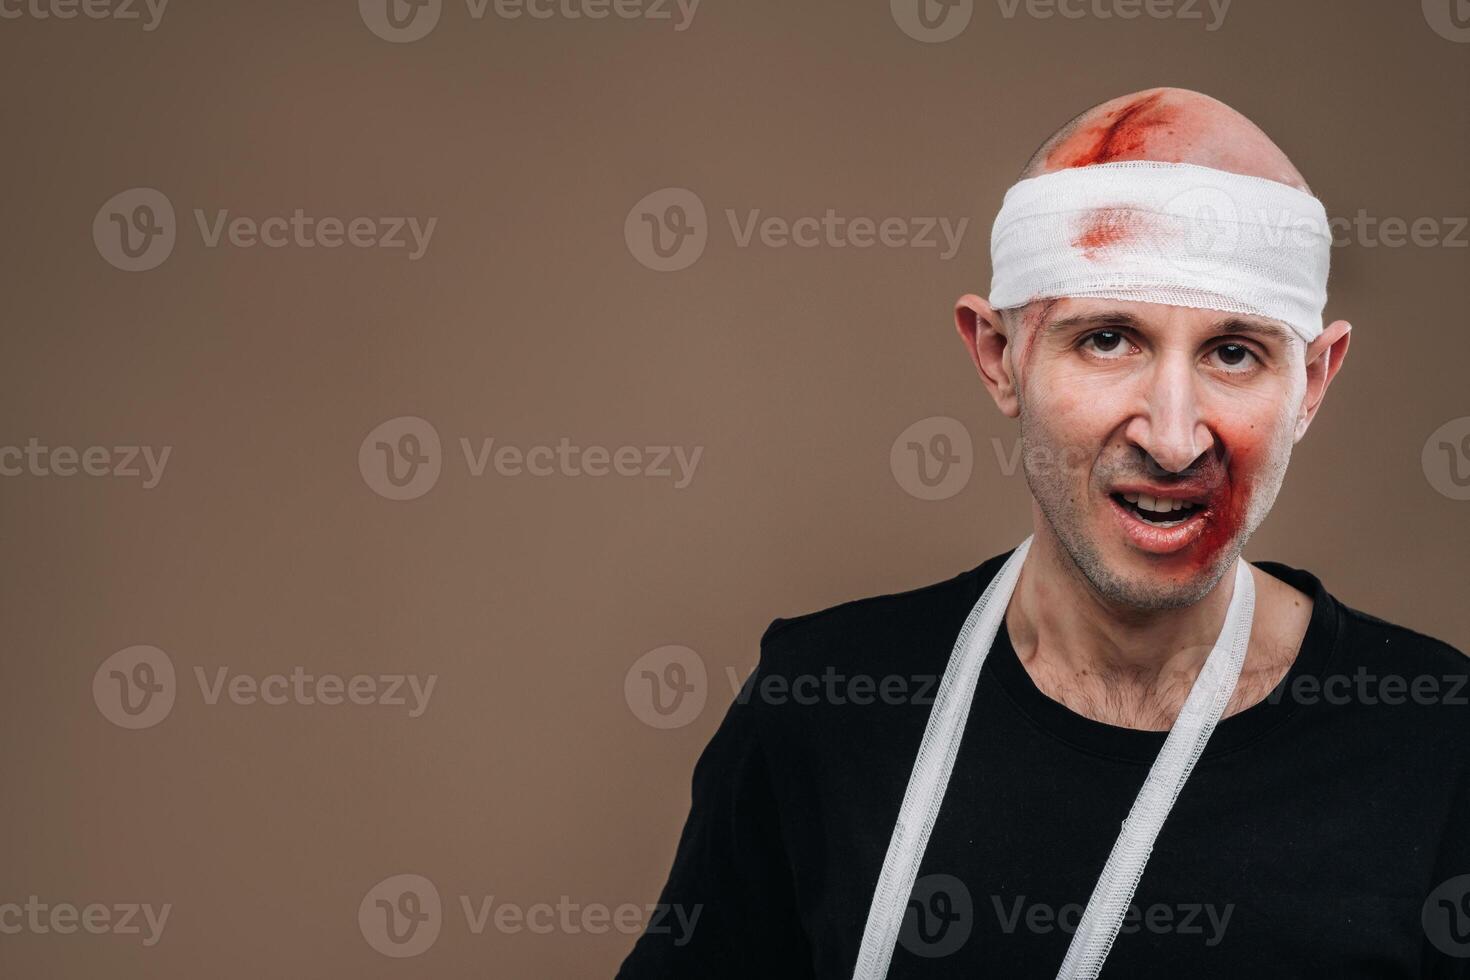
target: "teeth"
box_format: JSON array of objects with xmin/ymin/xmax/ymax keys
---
[{"xmin": 1117, "ymin": 491, "xmax": 1202, "ymax": 515}]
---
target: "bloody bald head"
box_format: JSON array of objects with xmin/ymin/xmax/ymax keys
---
[{"xmin": 1021, "ymin": 87, "xmax": 1311, "ymax": 192}]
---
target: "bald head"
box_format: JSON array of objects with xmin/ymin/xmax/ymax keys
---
[{"xmin": 1021, "ymin": 87, "xmax": 1311, "ymax": 193}]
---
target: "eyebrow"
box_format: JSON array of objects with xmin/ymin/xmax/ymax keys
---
[
  {"xmin": 1048, "ymin": 312, "xmax": 1144, "ymax": 332},
  {"xmin": 1043, "ymin": 311, "xmax": 1295, "ymax": 345},
  {"xmin": 1211, "ymin": 317, "xmax": 1295, "ymax": 345}
]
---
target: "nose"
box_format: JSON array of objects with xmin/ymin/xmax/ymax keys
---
[{"xmin": 1122, "ymin": 354, "xmax": 1215, "ymax": 473}]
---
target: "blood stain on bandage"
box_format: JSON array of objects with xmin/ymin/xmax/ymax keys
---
[
  {"xmin": 1072, "ymin": 207, "xmax": 1152, "ymax": 260},
  {"xmin": 1046, "ymin": 92, "xmax": 1177, "ymax": 169}
]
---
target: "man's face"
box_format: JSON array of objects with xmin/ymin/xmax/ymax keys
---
[{"xmin": 1013, "ymin": 297, "xmax": 1309, "ymax": 609}]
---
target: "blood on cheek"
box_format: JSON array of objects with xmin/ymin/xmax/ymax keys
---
[{"xmin": 1193, "ymin": 440, "xmax": 1256, "ymax": 570}]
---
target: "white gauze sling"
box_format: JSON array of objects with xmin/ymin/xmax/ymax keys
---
[{"xmin": 851, "ymin": 538, "xmax": 1255, "ymax": 979}]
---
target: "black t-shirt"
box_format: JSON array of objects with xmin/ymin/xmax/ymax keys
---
[{"xmin": 617, "ymin": 552, "xmax": 1470, "ymax": 978}]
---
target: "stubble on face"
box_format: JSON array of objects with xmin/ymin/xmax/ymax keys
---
[{"xmin": 1010, "ymin": 303, "xmax": 1303, "ymax": 612}]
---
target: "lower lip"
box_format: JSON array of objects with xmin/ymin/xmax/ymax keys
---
[{"xmin": 1107, "ymin": 494, "xmax": 1210, "ymax": 555}]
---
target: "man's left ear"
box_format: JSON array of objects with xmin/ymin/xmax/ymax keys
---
[{"xmin": 1294, "ymin": 319, "xmax": 1352, "ymax": 441}]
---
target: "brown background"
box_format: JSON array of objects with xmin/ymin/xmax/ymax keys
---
[{"xmin": 2, "ymin": 0, "xmax": 1467, "ymax": 976}]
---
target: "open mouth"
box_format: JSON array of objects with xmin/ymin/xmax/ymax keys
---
[
  {"xmin": 1110, "ymin": 491, "xmax": 1205, "ymax": 528},
  {"xmin": 1104, "ymin": 473, "xmax": 1236, "ymax": 558}
]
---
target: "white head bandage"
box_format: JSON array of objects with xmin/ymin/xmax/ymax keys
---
[{"xmin": 988, "ymin": 161, "xmax": 1332, "ymax": 344}]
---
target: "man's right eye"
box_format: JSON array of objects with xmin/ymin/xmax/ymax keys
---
[{"xmin": 1082, "ymin": 330, "xmax": 1131, "ymax": 358}]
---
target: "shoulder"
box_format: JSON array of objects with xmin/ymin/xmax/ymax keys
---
[
  {"xmin": 754, "ymin": 552, "xmax": 1010, "ymax": 680},
  {"xmin": 1298, "ymin": 571, "xmax": 1470, "ymax": 754},
  {"xmin": 735, "ymin": 554, "xmax": 1009, "ymax": 781},
  {"xmin": 1258, "ymin": 559, "xmax": 1466, "ymax": 672},
  {"xmin": 1335, "ymin": 599, "xmax": 1468, "ymax": 675}
]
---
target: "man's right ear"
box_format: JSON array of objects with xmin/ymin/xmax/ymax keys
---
[{"xmin": 954, "ymin": 294, "xmax": 1020, "ymax": 419}]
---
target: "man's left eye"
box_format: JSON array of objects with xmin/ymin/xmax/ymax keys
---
[
  {"xmin": 1082, "ymin": 330, "xmax": 1133, "ymax": 358},
  {"xmin": 1211, "ymin": 343, "xmax": 1257, "ymax": 370}
]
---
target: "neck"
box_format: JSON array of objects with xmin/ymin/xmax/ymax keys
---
[{"xmin": 1005, "ymin": 515, "xmax": 1240, "ymax": 728}]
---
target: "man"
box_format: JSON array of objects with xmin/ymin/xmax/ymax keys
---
[{"xmin": 617, "ymin": 88, "xmax": 1469, "ymax": 978}]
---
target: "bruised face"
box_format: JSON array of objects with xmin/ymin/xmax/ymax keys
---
[{"xmin": 1011, "ymin": 297, "xmax": 1309, "ymax": 609}]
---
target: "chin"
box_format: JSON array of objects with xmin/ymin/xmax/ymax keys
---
[
  {"xmin": 1090, "ymin": 550, "xmax": 1233, "ymax": 610},
  {"xmin": 1066, "ymin": 520, "xmax": 1243, "ymax": 611}
]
